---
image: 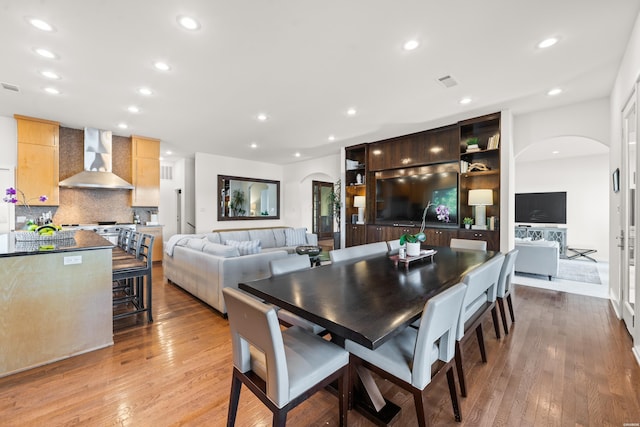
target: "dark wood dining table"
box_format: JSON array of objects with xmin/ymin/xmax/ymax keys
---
[{"xmin": 239, "ymin": 245, "xmax": 499, "ymax": 425}]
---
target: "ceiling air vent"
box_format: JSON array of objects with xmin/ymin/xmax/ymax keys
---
[
  {"xmin": 437, "ymin": 75, "xmax": 458, "ymax": 88},
  {"xmin": 161, "ymin": 164, "xmax": 173, "ymax": 180},
  {"xmin": 1, "ymin": 82, "xmax": 20, "ymax": 92}
]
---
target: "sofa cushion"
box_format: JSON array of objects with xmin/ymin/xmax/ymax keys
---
[
  {"xmin": 218, "ymin": 230, "xmax": 251, "ymax": 243},
  {"xmin": 205, "ymin": 233, "xmax": 222, "ymax": 244},
  {"xmin": 273, "ymin": 228, "xmax": 286, "ymax": 247},
  {"xmin": 185, "ymin": 238, "xmax": 206, "ymax": 251},
  {"xmin": 225, "ymin": 239, "xmax": 262, "ymax": 255},
  {"xmin": 249, "ymin": 229, "xmax": 277, "ymax": 249},
  {"xmin": 284, "ymin": 228, "xmax": 307, "ymax": 246},
  {"xmin": 202, "ymin": 241, "xmax": 239, "ymax": 258}
]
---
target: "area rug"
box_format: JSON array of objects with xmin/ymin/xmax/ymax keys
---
[
  {"xmin": 557, "ymin": 259, "xmax": 601, "ymax": 284},
  {"xmin": 516, "ymin": 259, "xmax": 601, "ymax": 284}
]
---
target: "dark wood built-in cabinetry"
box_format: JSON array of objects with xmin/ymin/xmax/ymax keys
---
[{"xmin": 345, "ymin": 113, "xmax": 501, "ymax": 251}]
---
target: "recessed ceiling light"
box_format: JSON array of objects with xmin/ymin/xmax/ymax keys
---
[
  {"xmin": 166, "ymin": 151, "xmax": 173, "ymax": 155},
  {"xmin": 154, "ymin": 61, "xmax": 171, "ymax": 71},
  {"xmin": 177, "ymin": 15, "xmax": 200, "ymax": 30},
  {"xmin": 294, "ymin": 152, "xmax": 301, "ymax": 158},
  {"xmin": 403, "ymin": 40, "xmax": 419, "ymax": 51},
  {"xmin": 40, "ymin": 70, "xmax": 60, "ymax": 80},
  {"xmin": 29, "ymin": 18, "xmax": 54, "ymax": 32},
  {"xmin": 118, "ymin": 123, "xmax": 128, "ymax": 129},
  {"xmin": 459, "ymin": 97, "xmax": 472, "ymax": 105},
  {"xmin": 257, "ymin": 113, "xmax": 268, "ymax": 121},
  {"xmin": 537, "ymin": 37, "xmax": 558, "ymax": 49},
  {"xmin": 347, "ymin": 108, "xmax": 357, "ymax": 116},
  {"xmin": 250, "ymin": 143, "xmax": 258, "ymax": 149},
  {"xmin": 127, "ymin": 105, "xmax": 140, "ymax": 113},
  {"xmin": 138, "ymin": 87, "xmax": 153, "ymax": 96},
  {"xmin": 44, "ymin": 87, "xmax": 60, "ymax": 95},
  {"xmin": 159, "ymin": 156, "xmax": 164, "ymax": 161},
  {"xmin": 552, "ymin": 150, "xmax": 560, "ymax": 154},
  {"xmin": 35, "ymin": 48, "xmax": 56, "ymax": 59},
  {"xmin": 547, "ymin": 88, "xmax": 562, "ymax": 96},
  {"xmin": 328, "ymin": 135, "xmax": 335, "ymax": 141}
]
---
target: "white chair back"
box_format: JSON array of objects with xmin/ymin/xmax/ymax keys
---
[
  {"xmin": 270, "ymin": 255, "xmax": 310, "ymax": 276},
  {"xmin": 387, "ymin": 239, "xmax": 402, "ymax": 253},
  {"xmin": 497, "ymin": 249, "xmax": 519, "ymax": 297},
  {"xmin": 223, "ymin": 287, "xmax": 290, "ymax": 407},
  {"xmin": 412, "ymin": 283, "xmax": 467, "ymax": 389},
  {"xmin": 456, "ymin": 254, "xmax": 504, "ymax": 340},
  {"xmin": 450, "ymin": 238, "xmax": 487, "ymax": 251},
  {"xmin": 329, "ymin": 241, "xmax": 388, "ymax": 262}
]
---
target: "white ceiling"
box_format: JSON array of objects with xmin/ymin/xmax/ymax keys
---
[{"xmin": 1, "ymin": 1, "xmax": 638, "ymax": 164}]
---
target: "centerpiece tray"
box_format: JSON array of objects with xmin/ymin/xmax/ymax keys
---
[{"xmin": 389, "ymin": 249, "xmax": 437, "ymax": 269}]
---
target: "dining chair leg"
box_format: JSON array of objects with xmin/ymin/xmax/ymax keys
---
[
  {"xmin": 273, "ymin": 409, "xmax": 287, "ymax": 427},
  {"xmin": 475, "ymin": 324, "xmax": 487, "ymax": 363},
  {"xmin": 146, "ymin": 272, "xmax": 153, "ymax": 322},
  {"xmin": 491, "ymin": 306, "xmax": 501, "ymax": 339},
  {"xmin": 507, "ymin": 293, "xmax": 515, "ymax": 323},
  {"xmin": 227, "ymin": 372, "xmax": 242, "ymax": 427},
  {"xmin": 411, "ymin": 388, "xmax": 427, "ymax": 427},
  {"xmin": 498, "ymin": 298, "xmax": 509, "ymax": 335},
  {"xmin": 446, "ymin": 366, "xmax": 462, "ymax": 422},
  {"xmin": 338, "ymin": 366, "xmax": 348, "ymax": 427},
  {"xmin": 454, "ymin": 341, "xmax": 467, "ymax": 398}
]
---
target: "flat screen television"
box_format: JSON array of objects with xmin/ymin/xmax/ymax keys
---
[
  {"xmin": 375, "ymin": 167, "xmax": 458, "ymax": 225},
  {"xmin": 515, "ymin": 192, "xmax": 567, "ymax": 224}
]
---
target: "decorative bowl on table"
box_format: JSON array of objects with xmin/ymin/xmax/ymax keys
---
[{"xmin": 14, "ymin": 225, "xmax": 76, "ymax": 241}]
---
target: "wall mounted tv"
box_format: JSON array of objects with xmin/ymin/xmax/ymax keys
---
[
  {"xmin": 515, "ymin": 191, "xmax": 567, "ymax": 224},
  {"xmin": 375, "ymin": 163, "xmax": 458, "ymax": 226}
]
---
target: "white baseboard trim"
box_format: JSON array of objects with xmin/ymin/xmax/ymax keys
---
[{"xmin": 633, "ymin": 346, "xmax": 640, "ymax": 367}]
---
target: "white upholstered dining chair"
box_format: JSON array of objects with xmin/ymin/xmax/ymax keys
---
[
  {"xmin": 346, "ymin": 283, "xmax": 468, "ymax": 426},
  {"xmin": 496, "ymin": 249, "xmax": 519, "ymax": 335},
  {"xmin": 268, "ymin": 255, "xmax": 326, "ymax": 335},
  {"xmin": 450, "ymin": 238, "xmax": 487, "ymax": 251},
  {"xmin": 223, "ymin": 287, "xmax": 349, "ymax": 427},
  {"xmin": 455, "ymin": 253, "xmax": 504, "ymax": 397},
  {"xmin": 329, "ymin": 241, "xmax": 388, "ymax": 263}
]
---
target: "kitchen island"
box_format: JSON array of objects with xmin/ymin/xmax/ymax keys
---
[{"xmin": 0, "ymin": 230, "xmax": 114, "ymax": 378}]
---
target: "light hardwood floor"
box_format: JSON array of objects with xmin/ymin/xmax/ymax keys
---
[{"xmin": 1, "ymin": 264, "xmax": 639, "ymax": 426}]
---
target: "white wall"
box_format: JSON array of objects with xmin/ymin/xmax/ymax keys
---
[
  {"xmin": 515, "ymin": 154, "xmax": 609, "ymax": 261},
  {"xmin": 0, "ymin": 117, "xmax": 17, "ymax": 232},
  {"xmin": 609, "ymin": 11, "xmax": 640, "ymax": 362},
  {"xmin": 513, "ymin": 98, "xmax": 611, "ymax": 154},
  {"xmin": 194, "ymin": 152, "xmax": 285, "ymax": 233},
  {"xmin": 282, "ymin": 154, "xmax": 340, "ymax": 232}
]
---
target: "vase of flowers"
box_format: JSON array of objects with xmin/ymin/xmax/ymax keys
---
[
  {"xmin": 398, "ymin": 201, "xmax": 451, "ymax": 256},
  {"xmin": 3, "ymin": 187, "xmax": 48, "ymax": 227}
]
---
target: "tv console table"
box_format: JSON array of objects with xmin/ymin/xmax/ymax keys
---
[{"xmin": 515, "ymin": 226, "xmax": 567, "ymax": 256}]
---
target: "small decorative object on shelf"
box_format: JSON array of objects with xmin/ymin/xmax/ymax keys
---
[{"xmin": 463, "ymin": 217, "xmax": 473, "ymax": 229}]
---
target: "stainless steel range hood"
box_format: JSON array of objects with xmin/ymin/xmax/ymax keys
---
[{"xmin": 59, "ymin": 127, "xmax": 134, "ymax": 190}]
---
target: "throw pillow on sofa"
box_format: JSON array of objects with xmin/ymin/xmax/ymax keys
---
[
  {"xmin": 284, "ymin": 228, "xmax": 307, "ymax": 246},
  {"xmin": 225, "ymin": 239, "xmax": 262, "ymax": 255},
  {"xmin": 202, "ymin": 241, "xmax": 240, "ymax": 258}
]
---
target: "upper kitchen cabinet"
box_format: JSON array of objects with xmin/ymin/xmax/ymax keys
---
[
  {"xmin": 131, "ymin": 136, "xmax": 160, "ymax": 207},
  {"xmin": 14, "ymin": 115, "xmax": 60, "ymax": 206}
]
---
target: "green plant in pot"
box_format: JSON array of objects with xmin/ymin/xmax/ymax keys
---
[{"xmin": 463, "ymin": 217, "xmax": 473, "ymax": 229}]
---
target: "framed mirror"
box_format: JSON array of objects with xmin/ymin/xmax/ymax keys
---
[{"xmin": 218, "ymin": 175, "xmax": 280, "ymax": 220}]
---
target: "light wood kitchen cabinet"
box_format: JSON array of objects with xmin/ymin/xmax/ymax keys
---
[
  {"xmin": 131, "ymin": 136, "xmax": 160, "ymax": 207},
  {"xmin": 137, "ymin": 225, "xmax": 163, "ymax": 262},
  {"xmin": 14, "ymin": 115, "xmax": 60, "ymax": 206}
]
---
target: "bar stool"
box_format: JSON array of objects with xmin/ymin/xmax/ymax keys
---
[{"xmin": 112, "ymin": 233, "xmax": 154, "ymax": 322}]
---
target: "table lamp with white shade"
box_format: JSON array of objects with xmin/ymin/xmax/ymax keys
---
[
  {"xmin": 468, "ymin": 189, "xmax": 493, "ymax": 230},
  {"xmin": 353, "ymin": 196, "xmax": 366, "ymax": 224}
]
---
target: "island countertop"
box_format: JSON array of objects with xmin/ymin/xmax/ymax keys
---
[{"xmin": 0, "ymin": 230, "xmax": 113, "ymax": 257}]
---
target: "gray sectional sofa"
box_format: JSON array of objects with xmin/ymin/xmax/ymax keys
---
[
  {"xmin": 514, "ymin": 238, "xmax": 560, "ymax": 280},
  {"xmin": 163, "ymin": 227, "xmax": 318, "ymax": 315}
]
